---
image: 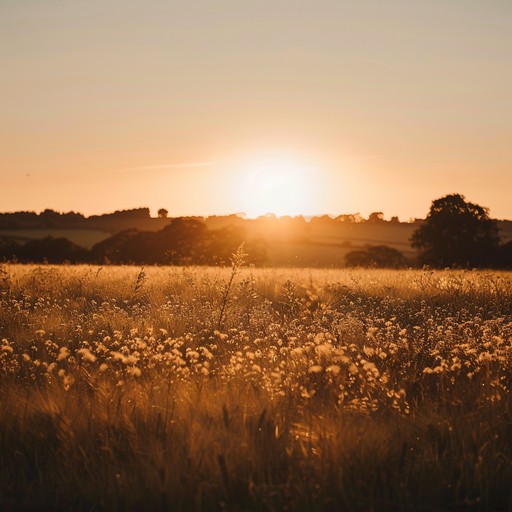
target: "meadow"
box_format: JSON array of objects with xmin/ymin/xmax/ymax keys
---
[{"xmin": 1, "ymin": 261, "xmax": 512, "ymax": 511}]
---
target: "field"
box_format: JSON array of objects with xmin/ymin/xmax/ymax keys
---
[
  {"xmin": 2, "ymin": 219, "xmax": 511, "ymax": 267},
  {"xmin": 1, "ymin": 262, "xmax": 512, "ymax": 511},
  {"xmin": 0, "ymin": 229, "xmax": 111, "ymax": 249},
  {"xmin": 0, "ymin": 222, "xmax": 418, "ymax": 265}
]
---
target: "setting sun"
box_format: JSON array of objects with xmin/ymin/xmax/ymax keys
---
[
  {"xmin": 233, "ymin": 157, "xmax": 318, "ymax": 217},
  {"xmin": 2, "ymin": 0, "xmax": 512, "ymax": 509}
]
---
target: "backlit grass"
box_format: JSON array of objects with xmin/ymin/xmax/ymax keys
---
[{"xmin": 1, "ymin": 263, "xmax": 511, "ymax": 510}]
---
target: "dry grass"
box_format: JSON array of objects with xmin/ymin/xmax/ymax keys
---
[{"xmin": 1, "ymin": 263, "xmax": 512, "ymax": 511}]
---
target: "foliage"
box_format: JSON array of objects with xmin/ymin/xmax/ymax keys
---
[
  {"xmin": 345, "ymin": 245, "xmax": 407, "ymax": 268},
  {"xmin": 0, "ymin": 236, "xmax": 90, "ymax": 263},
  {"xmin": 90, "ymin": 220, "xmax": 266, "ymax": 265},
  {"xmin": 0, "ymin": 265, "xmax": 512, "ymax": 510},
  {"xmin": 411, "ymin": 194, "xmax": 500, "ymax": 267},
  {"xmin": 367, "ymin": 211, "xmax": 384, "ymax": 222},
  {"xmin": 497, "ymin": 240, "xmax": 512, "ymax": 268},
  {"xmin": 0, "ymin": 220, "xmax": 267, "ymax": 266},
  {"xmin": 89, "ymin": 207, "xmax": 151, "ymax": 220}
]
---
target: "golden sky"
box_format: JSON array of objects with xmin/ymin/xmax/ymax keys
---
[{"xmin": 2, "ymin": 0, "xmax": 511, "ymax": 220}]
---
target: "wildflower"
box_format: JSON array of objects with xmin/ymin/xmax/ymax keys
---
[
  {"xmin": 214, "ymin": 330, "xmax": 228, "ymax": 341},
  {"xmin": 58, "ymin": 370, "xmax": 74, "ymax": 390},
  {"xmin": 362, "ymin": 360, "xmax": 378, "ymax": 375},
  {"xmin": 326, "ymin": 365, "xmax": 341, "ymax": 376},
  {"xmin": 127, "ymin": 367, "xmax": 142, "ymax": 377},
  {"xmin": 315, "ymin": 343, "xmax": 332, "ymax": 357},
  {"xmin": 478, "ymin": 352, "xmax": 493, "ymax": 363},
  {"xmin": 186, "ymin": 350, "xmax": 200, "ymax": 362},
  {"xmin": 77, "ymin": 348, "xmax": 97, "ymax": 363},
  {"xmin": 57, "ymin": 347, "xmax": 69, "ymax": 361},
  {"xmin": 290, "ymin": 348, "xmax": 304, "ymax": 359},
  {"xmin": 363, "ymin": 347, "xmax": 375, "ymax": 357},
  {"xmin": 314, "ymin": 333, "xmax": 331, "ymax": 344}
]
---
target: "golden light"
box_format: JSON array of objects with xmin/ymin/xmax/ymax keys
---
[{"xmin": 232, "ymin": 157, "xmax": 319, "ymax": 217}]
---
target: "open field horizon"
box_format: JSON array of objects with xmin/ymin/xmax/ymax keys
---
[{"xmin": 3, "ymin": 1, "xmax": 512, "ymax": 509}]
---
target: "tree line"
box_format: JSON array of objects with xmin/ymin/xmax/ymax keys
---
[
  {"xmin": 0, "ymin": 219, "xmax": 266, "ymax": 266},
  {"xmin": 1, "ymin": 194, "xmax": 511, "ymax": 268},
  {"xmin": 0, "ymin": 207, "xmax": 412, "ymax": 230}
]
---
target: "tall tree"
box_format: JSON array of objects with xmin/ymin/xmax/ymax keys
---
[{"xmin": 411, "ymin": 194, "xmax": 500, "ymax": 267}]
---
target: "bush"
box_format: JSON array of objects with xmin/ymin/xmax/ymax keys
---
[{"xmin": 345, "ymin": 245, "xmax": 406, "ymax": 268}]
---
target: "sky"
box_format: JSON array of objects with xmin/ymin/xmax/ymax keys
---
[{"xmin": 1, "ymin": 0, "xmax": 511, "ymax": 220}]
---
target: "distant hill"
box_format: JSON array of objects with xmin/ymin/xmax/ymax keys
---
[{"xmin": 1, "ymin": 208, "xmax": 511, "ymax": 267}]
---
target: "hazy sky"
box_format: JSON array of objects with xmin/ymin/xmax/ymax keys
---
[{"xmin": 2, "ymin": 0, "xmax": 511, "ymax": 219}]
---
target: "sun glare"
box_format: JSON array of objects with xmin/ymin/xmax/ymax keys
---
[{"xmin": 233, "ymin": 157, "xmax": 318, "ymax": 217}]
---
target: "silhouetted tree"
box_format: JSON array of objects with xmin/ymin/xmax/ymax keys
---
[
  {"xmin": 92, "ymin": 229, "xmax": 151, "ymax": 264},
  {"xmin": 90, "ymin": 218, "xmax": 267, "ymax": 266},
  {"xmin": 312, "ymin": 215, "xmax": 334, "ymax": 224},
  {"xmin": 496, "ymin": 241, "xmax": 512, "ymax": 268},
  {"xmin": 39, "ymin": 209, "xmax": 61, "ymax": 228},
  {"xmin": 91, "ymin": 219, "xmax": 204, "ymax": 264},
  {"xmin": 89, "ymin": 208, "xmax": 151, "ymax": 220},
  {"xmin": 0, "ymin": 237, "xmax": 20, "ymax": 260},
  {"xmin": 205, "ymin": 225, "xmax": 267, "ymax": 265},
  {"xmin": 157, "ymin": 208, "xmax": 169, "ymax": 219},
  {"xmin": 345, "ymin": 245, "xmax": 406, "ymax": 268},
  {"xmin": 411, "ymin": 194, "xmax": 500, "ymax": 267},
  {"xmin": 0, "ymin": 211, "xmax": 39, "ymax": 229},
  {"xmin": 61, "ymin": 211, "xmax": 85, "ymax": 222},
  {"xmin": 368, "ymin": 212, "xmax": 384, "ymax": 223},
  {"xmin": 13, "ymin": 237, "xmax": 89, "ymax": 263},
  {"xmin": 39, "ymin": 209, "xmax": 61, "ymax": 218},
  {"xmin": 335, "ymin": 213, "xmax": 363, "ymax": 223},
  {"xmin": 158, "ymin": 218, "xmax": 208, "ymax": 264}
]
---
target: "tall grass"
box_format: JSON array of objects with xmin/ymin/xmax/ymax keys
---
[{"xmin": 0, "ymin": 263, "xmax": 511, "ymax": 510}]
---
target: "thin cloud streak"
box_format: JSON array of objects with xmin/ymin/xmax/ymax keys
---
[{"xmin": 123, "ymin": 161, "xmax": 219, "ymax": 173}]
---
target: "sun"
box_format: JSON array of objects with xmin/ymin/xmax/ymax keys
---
[{"xmin": 233, "ymin": 157, "xmax": 318, "ymax": 217}]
